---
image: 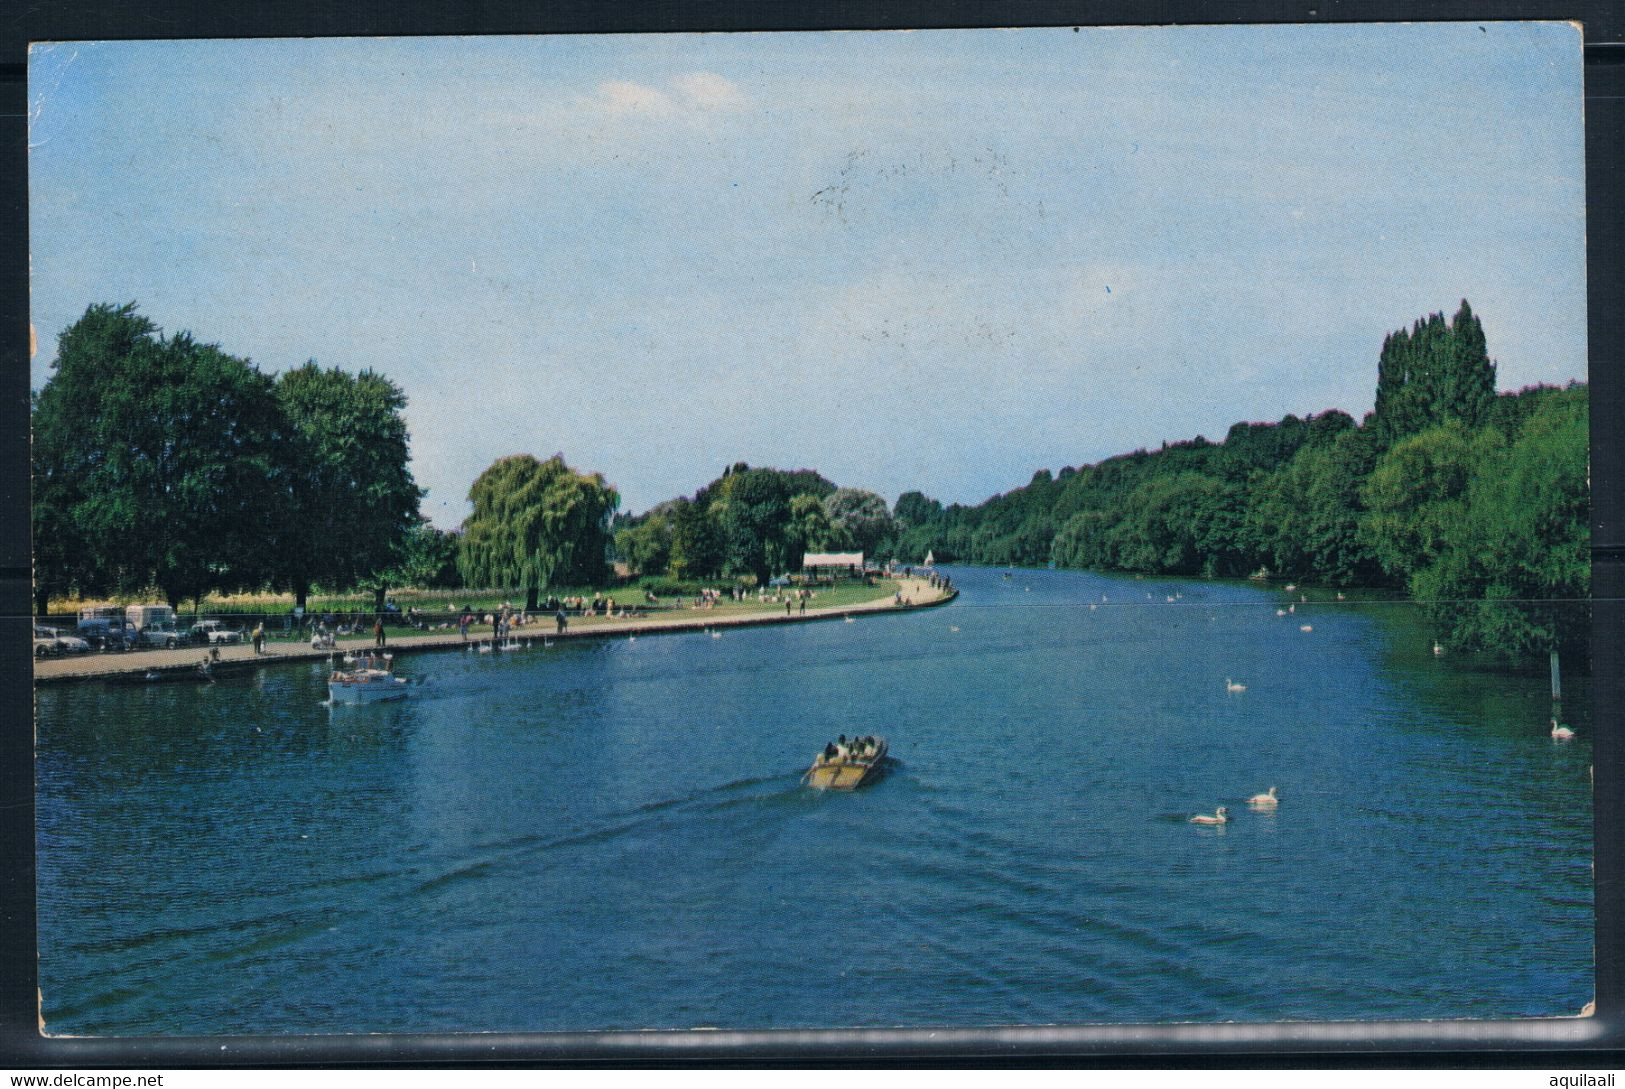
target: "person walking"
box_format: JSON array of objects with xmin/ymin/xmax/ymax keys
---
[{"xmin": 374, "ymin": 617, "xmax": 386, "ymax": 648}]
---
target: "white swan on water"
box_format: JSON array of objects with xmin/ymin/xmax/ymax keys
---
[
  {"xmin": 1226, "ymin": 679, "xmax": 1246, "ymax": 693},
  {"xmin": 1190, "ymin": 806, "xmax": 1228, "ymax": 825},
  {"xmin": 1551, "ymin": 718, "xmax": 1575, "ymax": 740},
  {"xmin": 1247, "ymin": 786, "xmax": 1279, "ymax": 808}
]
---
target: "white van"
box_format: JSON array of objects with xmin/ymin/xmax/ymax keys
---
[{"xmin": 126, "ymin": 604, "xmax": 182, "ymax": 648}]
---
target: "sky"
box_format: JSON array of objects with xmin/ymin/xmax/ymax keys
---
[{"xmin": 27, "ymin": 24, "xmax": 1587, "ymax": 528}]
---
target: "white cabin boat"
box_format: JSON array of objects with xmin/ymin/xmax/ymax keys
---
[{"xmin": 328, "ymin": 652, "xmax": 409, "ymax": 703}]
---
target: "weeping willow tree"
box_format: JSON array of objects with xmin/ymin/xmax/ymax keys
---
[{"xmin": 458, "ymin": 454, "xmax": 619, "ymax": 610}]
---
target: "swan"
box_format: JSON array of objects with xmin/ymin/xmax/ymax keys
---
[
  {"xmin": 1226, "ymin": 679, "xmax": 1246, "ymax": 693},
  {"xmin": 1247, "ymin": 786, "xmax": 1278, "ymax": 807},
  {"xmin": 1552, "ymin": 718, "xmax": 1575, "ymax": 740},
  {"xmin": 1284, "ymin": 584, "xmax": 1296, "ymax": 592},
  {"xmin": 1276, "ymin": 608, "xmax": 1286, "ymax": 617},
  {"xmin": 711, "ymin": 630, "xmax": 722, "ymax": 639},
  {"xmin": 844, "ymin": 616, "xmax": 855, "ymax": 623},
  {"xmin": 1432, "ymin": 641, "xmax": 1444, "ymax": 656},
  {"xmin": 1190, "ymin": 806, "xmax": 1228, "ymax": 825},
  {"xmin": 1299, "ymin": 624, "xmax": 1313, "ymax": 633},
  {"xmin": 949, "ymin": 626, "xmax": 960, "ymax": 633}
]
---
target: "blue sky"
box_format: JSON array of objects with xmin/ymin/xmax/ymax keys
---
[{"xmin": 28, "ymin": 24, "xmax": 1587, "ymax": 527}]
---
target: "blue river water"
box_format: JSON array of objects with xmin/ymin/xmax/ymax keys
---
[{"xmin": 34, "ymin": 566, "xmax": 1594, "ymax": 1035}]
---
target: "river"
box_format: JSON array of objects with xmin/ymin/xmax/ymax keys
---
[{"xmin": 34, "ymin": 565, "xmax": 1594, "ymax": 1034}]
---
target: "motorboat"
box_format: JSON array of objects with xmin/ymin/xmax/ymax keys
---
[
  {"xmin": 328, "ymin": 652, "xmax": 409, "ymax": 703},
  {"xmin": 804, "ymin": 735, "xmax": 888, "ymax": 791}
]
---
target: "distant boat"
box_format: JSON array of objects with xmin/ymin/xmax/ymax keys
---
[
  {"xmin": 328, "ymin": 653, "xmax": 409, "ymax": 703},
  {"xmin": 804, "ymin": 736, "xmax": 888, "ymax": 791}
]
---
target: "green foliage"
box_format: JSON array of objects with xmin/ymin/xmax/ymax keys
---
[
  {"xmin": 668, "ymin": 498, "xmax": 725, "ymax": 580},
  {"xmin": 458, "ymin": 454, "xmax": 619, "ymax": 610},
  {"xmin": 616, "ymin": 514, "xmax": 672, "ymax": 576},
  {"xmin": 273, "ymin": 361, "xmax": 423, "ymax": 608},
  {"xmin": 1411, "ymin": 387, "xmax": 1589, "ymax": 653},
  {"xmin": 892, "ymin": 303, "xmax": 1585, "ymax": 660},
  {"xmin": 822, "ymin": 487, "xmax": 895, "ymax": 558},
  {"xmin": 32, "ymin": 304, "xmax": 287, "ymax": 609},
  {"xmin": 1371, "ymin": 300, "xmax": 1496, "ymax": 444}
]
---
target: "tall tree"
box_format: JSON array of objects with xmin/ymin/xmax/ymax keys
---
[
  {"xmin": 458, "ymin": 454, "xmax": 619, "ymax": 610},
  {"xmin": 822, "ymin": 487, "xmax": 895, "ymax": 558},
  {"xmin": 668, "ymin": 498, "xmax": 725, "ymax": 579},
  {"xmin": 273, "ymin": 361, "xmax": 422, "ymax": 612},
  {"xmin": 32, "ymin": 304, "xmax": 284, "ymax": 609},
  {"xmin": 1372, "ymin": 302, "xmax": 1496, "ymax": 444}
]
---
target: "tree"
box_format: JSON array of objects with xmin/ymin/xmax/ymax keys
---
[
  {"xmin": 1413, "ymin": 387, "xmax": 1589, "ymax": 653},
  {"xmin": 616, "ymin": 514, "xmax": 672, "ymax": 576},
  {"xmin": 273, "ymin": 361, "xmax": 422, "ymax": 612},
  {"xmin": 1371, "ymin": 301, "xmax": 1496, "ymax": 444},
  {"xmin": 1358, "ymin": 421, "xmax": 1501, "ymax": 584},
  {"xmin": 784, "ymin": 493, "xmax": 847, "ymax": 569},
  {"xmin": 822, "ymin": 487, "xmax": 895, "ymax": 558},
  {"xmin": 32, "ymin": 304, "xmax": 285, "ymax": 609},
  {"xmin": 893, "ymin": 490, "xmax": 943, "ymax": 528},
  {"xmin": 668, "ymin": 498, "xmax": 724, "ymax": 579},
  {"xmin": 458, "ymin": 454, "xmax": 619, "ymax": 610}
]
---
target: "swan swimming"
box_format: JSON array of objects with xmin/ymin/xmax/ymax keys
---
[
  {"xmin": 1551, "ymin": 718, "xmax": 1575, "ymax": 740},
  {"xmin": 1247, "ymin": 786, "xmax": 1278, "ymax": 808},
  {"xmin": 1190, "ymin": 806, "xmax": 1228, "ymax": 825},
  {"xmin": 1226, "ymin": 679, "xmax": 1246, "ymax": 693},
  {"xmin": 1299, "ymin": 624, "xmax": 1313, "ymax": 633}
]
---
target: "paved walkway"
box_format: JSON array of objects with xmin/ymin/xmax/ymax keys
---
[{"xmin": 33, "ymin": 576, "xmax": 956, "ymax": 684}]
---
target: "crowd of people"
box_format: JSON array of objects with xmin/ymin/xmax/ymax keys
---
[{"xmin": 813, "ymin": 733, "xmax": 881, "ymax": 767}]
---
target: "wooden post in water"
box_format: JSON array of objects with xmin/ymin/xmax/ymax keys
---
[{"xmin": 1550, "ymin": 648, "xmax": 1563, "ymax": 705}]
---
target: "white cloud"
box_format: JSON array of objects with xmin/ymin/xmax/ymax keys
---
[
  {"xmin": 671, "ymin": 72, "xmax": 744, "ymax": 110},
  {"xmin": 595, "ymin": 79, "xmax": 676, "ymax": 117}
]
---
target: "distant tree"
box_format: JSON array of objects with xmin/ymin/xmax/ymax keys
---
[
  {"xmin": 393, "ymin": 521, "xmax": 463, "ymax": 590},
  {"xmin": 668, "ymin": 498, "xmax": 724, "ymax": 580},
  {"xmin": 1413, "ymin": 387, "xmax": 1589, "ymax": 653},
  {"xmin": 893, "ymin": 490, "xmax": 943, "ymax": 528},
  {"xmin": 616, "ymin": 514, "xmax": 672, "ymax": 576},
  {"xmin": 458, "ymin": 454, "xmax": 619, "ymax": 610},
  {"xmin": 273, "ymin": 361, "xmax": 422, "ymax": 612},
  {"xmin": 1372, "ymin": 301, "xmax": 1496, "ymax": 444},
  {"xmin": 32, "ymin": 304, "xmax": 285, "ymax": 610},
  {"xmin": 822, "ymin": 487, "xmax": 895, "ymax": 558},
  {"xmin": 1358, "ymin": 421, "xmax": 1501, "ymax": 584},
  {"xmin": 784, "ymin": 493, "xmax": 847, "ymax": 569}
]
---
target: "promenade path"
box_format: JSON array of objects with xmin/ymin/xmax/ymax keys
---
[{"xmin": 34, "ymin": 576, "xmax": 955, "ymax": 684}]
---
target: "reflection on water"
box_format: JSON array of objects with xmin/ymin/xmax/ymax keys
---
[{"xmin": 35, "ymin": 567, "xmax": 1593, "ymax": 1034}]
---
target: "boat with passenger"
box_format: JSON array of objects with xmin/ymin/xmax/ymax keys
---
[
  {"xmin": 328, "ymin": 652, "xmax": 409, "ymax": 704},
  {"xmin": 804, "ymin": 734, "xmax": 888, "ymax": 791}
]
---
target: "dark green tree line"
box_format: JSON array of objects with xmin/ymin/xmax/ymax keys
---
[{"xmin": 32, "ymin": 303, "xmax": 423, "ymax": 612}]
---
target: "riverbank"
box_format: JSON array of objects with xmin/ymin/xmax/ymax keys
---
[{"xmin": 33, "ymin": 576, "xmax": 956, "ymax": 685}]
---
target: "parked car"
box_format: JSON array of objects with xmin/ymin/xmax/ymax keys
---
[
  {"xmin": 77, "ymin": 605, "xmax": 132, "ymax": 650},
  {"xmin": 126, "ymin": 604, "xmax": 183, "ymax": 648},
  {"xmin": 190, "ymin": 620, "xmax": 243, "ymax": 646},
  {"xmin": 33, "ymin": 626, "xmax": 60, "ymax": 658},
  {"xmin": 42, "ymin": 627, "xmax": 92, "ymax": 654}
]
